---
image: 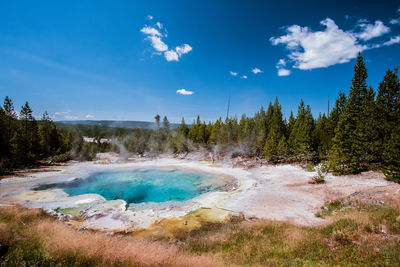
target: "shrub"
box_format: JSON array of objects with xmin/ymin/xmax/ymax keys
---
[{"xmin": 311, "ymin": 161, "xmax": 329, "ymax": 184}]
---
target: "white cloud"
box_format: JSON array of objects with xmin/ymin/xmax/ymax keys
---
[
  {"xmin": 176, "ymin": 44, "xmax": 192, "ymax": 56},
  {"xmin": 164, "ymin": 45, "xmax": 192, "ymax": 62},
  {"xmin": 390, "ymin": 9, "xmax": 400, "ymax": 25},
  {"xmin": 164, "ymin": 50, "xmax": 179, "ymax": 61},
  {"xmin": 140, "ymin": 26, "xmax": 162, "ymax": 36},
  {"xmin": 270, "ymin": 18, "xmax": 366, "ymax": 70},
  {"xmin": 270, "ymin": 17, "xmax": 399, "ymax": 72},
  {"xmin": 391, "ymin": 18, "xmax": 400, "ymax": 25},
  {"xmin": 54, "ymin": 109, "xmax": 79, "ymax": 120},
  {"xmin": 64, "ymin": 115, "xmax": 78, "ymax": 120},
  {"xmin": 55, "ymin": 110, "xmax": 71, "ymax": 116},
  {"xmin": 85, "ymin": 114, "xmax": 95, "ymax": 119},
  {"xmin": 278, "ymin": 68, "xmax": 291, "ymax": 76},
  {"xmin": 230, "ymin": 71, "xmax": 238, "ymax": 76},
  {"xmin": 277, "ymin": 59, "xmax": 286, "ymax": 66},
  {"xmin": 383, "ymin": 35, "xmax": 400, "ymax": 46},
  {"xmin": 241, "ymin": 75, "xmax": 247, "ymax": 79},
  {"xmin": 147, "ymin": 15, "xmax": 153, "ymax": 20},
  {"xmin": 276, "ymin": 59, "xmax": 291, "ymax": 76},
  {"xmin": 251, "ymin": 67, "xmax": 263, "ymax": 74},
  {"xmin": 147, "ymin": 36, "xmax": 168, "ymax": 52},
  {"xmin": 357, "ymin": 20, "xmax": 390, "ymax": 41},
  {"xmin": 176, "ymin": 89, "xmax": 194, "ymax": 95},
  {"xmin": 141, "ymin": 20, "xmax": 191, "ymax": 62}
]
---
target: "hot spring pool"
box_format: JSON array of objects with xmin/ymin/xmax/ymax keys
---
[{"xmin": 35, "ymin": 169, "xmax": 226, "ymax": 204}]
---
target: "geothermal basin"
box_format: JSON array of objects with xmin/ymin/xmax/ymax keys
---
[{"xmin": 0, "ymin": 153, "xmax": 397, "ymax": 232}]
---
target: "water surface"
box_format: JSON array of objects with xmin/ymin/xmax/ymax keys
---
[{"xmin": 35, "ymin": 169, "xmax": 224, "ymax": 204}]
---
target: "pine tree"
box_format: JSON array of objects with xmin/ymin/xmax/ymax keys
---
[
  {"xmin": 196, "ymin": 122, "xmax": 206, "ymax": 143},
  {"xmin": 276, "ymin": 135, "xmax": 289, "ymax": 158},
  {"xmin": 0, "ymin": 106, "xmax": 7, "ymax": 168},
  {"xmin": 39, "ymin": 111, "xmax": 53, "ymax": 157},
  {"xmin": 253, "ymin": 106, "xmax": 267, "ymax": 156},
  {"xmin": 375, "ymin": 68, "xmax": 400, "ymax": 162},
  {"xmin": 3, "ymin": 96, "xmax": 17, "ymax": 157},
  {"xmin": 329, "ymin": 52, "xmax": 369, "ymax": 174},
  {"xmin": 327, "ymin": 92, "xmax": 347, "ymax": 147},
  {"xmin": 263, "ymin": 133, "xmax": 276, "ymax": 159},
  {"xmin": 238, "ymin": 115, "xmax": 256, "ymax": 155},
  {"xmin": 287, "ymin": 111, "xmax": 295, "ymax": 138},
  {"xmin": 313, "ymin": 113, "xmax": 330, "ymax": 158},
  {"xmin": 383, "ymin": 124, "xmax": 400, "ymax": 183},
  {"xmin": 263, "ymin": 98, "xmax": 285, "ymax": 161},
  {"xmin": 154, "ymin": 114, "xmax": 160, "ymax": 129},
  {"xmin": 208, "ymin": 118, "xmax": 221, "ymax": 145},
  {"xmin": 153, "ymin": 114, "xmax": 162, "ymax": 152},
  {"xmin": 178, "ymin": 117, "xmax": 189, "ymax": 137},
  {"xmin": 358, "ymin": 86, "xmax": 378, "ymax": 166},
  {"xmin": 288, "ymin": 99, "xmax": 314, "ymax": 161},
  {"xmin": 12, "ymin": 102, "xmax": 40, "ymax": 164}
]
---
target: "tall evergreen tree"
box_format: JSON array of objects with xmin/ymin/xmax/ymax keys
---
[
  {"xmin": 3, "ymin": 96, "xmax": 17, "ymax": 155},
  {"xmin": 329, "ymin": 52, "xmax": 369, "ymax": 174},
  {"xmin": 154, "ymin": 114, "xmax": 160, "ymax": 129},
  {"xmin": 288, "ymin": 99, "xmax": 314, "ymax": 161},
  {"xmin": 313, "ymin": 113, "xmax": 330, "ymax": 158},
  {"xmin": 0, "ymin": 106, "xmax": 7, "ymax": 167},
  {"xmin": 286, "ymin": 111, "xmax": 295, "ymax": 139},
  {"xmin": 178, "ymin": 117, "xmax": 189, "ymax": 137},
  {"xmin": 358, "ymin": 86, "xmax": 378, "ymax": 165},
  {"xmin": 263, "ymin": 98, "xmax": 286, "ymax": 161},
  {"xmin": 276, "ymin": 135, "xmax": 289, "ymax": 158},
  {"xmin": 327, "ymin": 92, "xmax": 347, "ymax": 146},
  {"xmin": 12, "ymin": 102, "xmax": 40, "ymax": 164},
  {"xmin": 39, "ymin": 111, "xmax": 56, "ymax": 157},
  {"xmin": 252, "ymin": 106, "xmax": 267, "ymax": 156},
  {"xmin": 375, "ymin": 68, "xmax": 400, "ymax": 162},
  {"xmin": 208, "ymin": 118, "xmax": 221, "ymax": 145},
  {"xmin": 383, "ymin": 124, "xmax": 400, "ymax": 183}
]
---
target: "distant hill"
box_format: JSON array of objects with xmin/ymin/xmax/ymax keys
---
[{"xmin": 56, "ymin": 120, "xmax": 180, "ymax": 130}]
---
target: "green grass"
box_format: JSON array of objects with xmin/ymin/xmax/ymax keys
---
[
  {"xmin": 179, "ymin": 202, "xmax": 400, "ymax": 266},
  {"xmin": 315, "ymin": 200, "xmax": 343, "ymax": 218}
]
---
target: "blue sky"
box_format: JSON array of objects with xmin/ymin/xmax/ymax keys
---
[{"xmin": 1, "ymin": 0, "xmax": 399, "ymax": 123}]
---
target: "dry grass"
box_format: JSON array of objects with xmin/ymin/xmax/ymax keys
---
[
  {"xmin": 1, "ymin": 202, "xmax": 400, "ymax": 266},
  {"xmin": 177, "ymin": 201, "xmax": 400, "ymax": 266},
  {"xmin": 32, "ymin": 220, "xmax": 220, "ymax": 266},
  {"xmin": 0, "ymin": 206, "xmax": 222, "ymax": 266}
]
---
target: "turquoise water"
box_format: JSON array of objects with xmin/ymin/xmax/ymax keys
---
[{"xmin": 35, "ymin": 169, "xmax": 222, "ymax": 204}]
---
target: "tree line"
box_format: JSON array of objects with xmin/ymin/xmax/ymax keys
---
[
  {"xmin": 1, "ymin": 53, "xmax": 399, "ymax": 182},
  {"xmin": 0, "ymin": 99, "xmax": 113, "ymax": 171},
  {"xmin": 141, "ymin": 53, "xmax": 398, "ymax": 182}
]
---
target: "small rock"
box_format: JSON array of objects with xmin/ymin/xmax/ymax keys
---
[
  {"xmin": 396, "ymin": 215, "xmax": 400, "ymax": 223},
  {"xmin": 183, "ymin": 220, "xmax": 188, "ymax": 225},
  {"xmin": 106, "ymin": 232, "xmax": 115, "ymax": 236},
  {"xmin": 379, "ymin": 224, "xmax": 387, "ymax": 235}
]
